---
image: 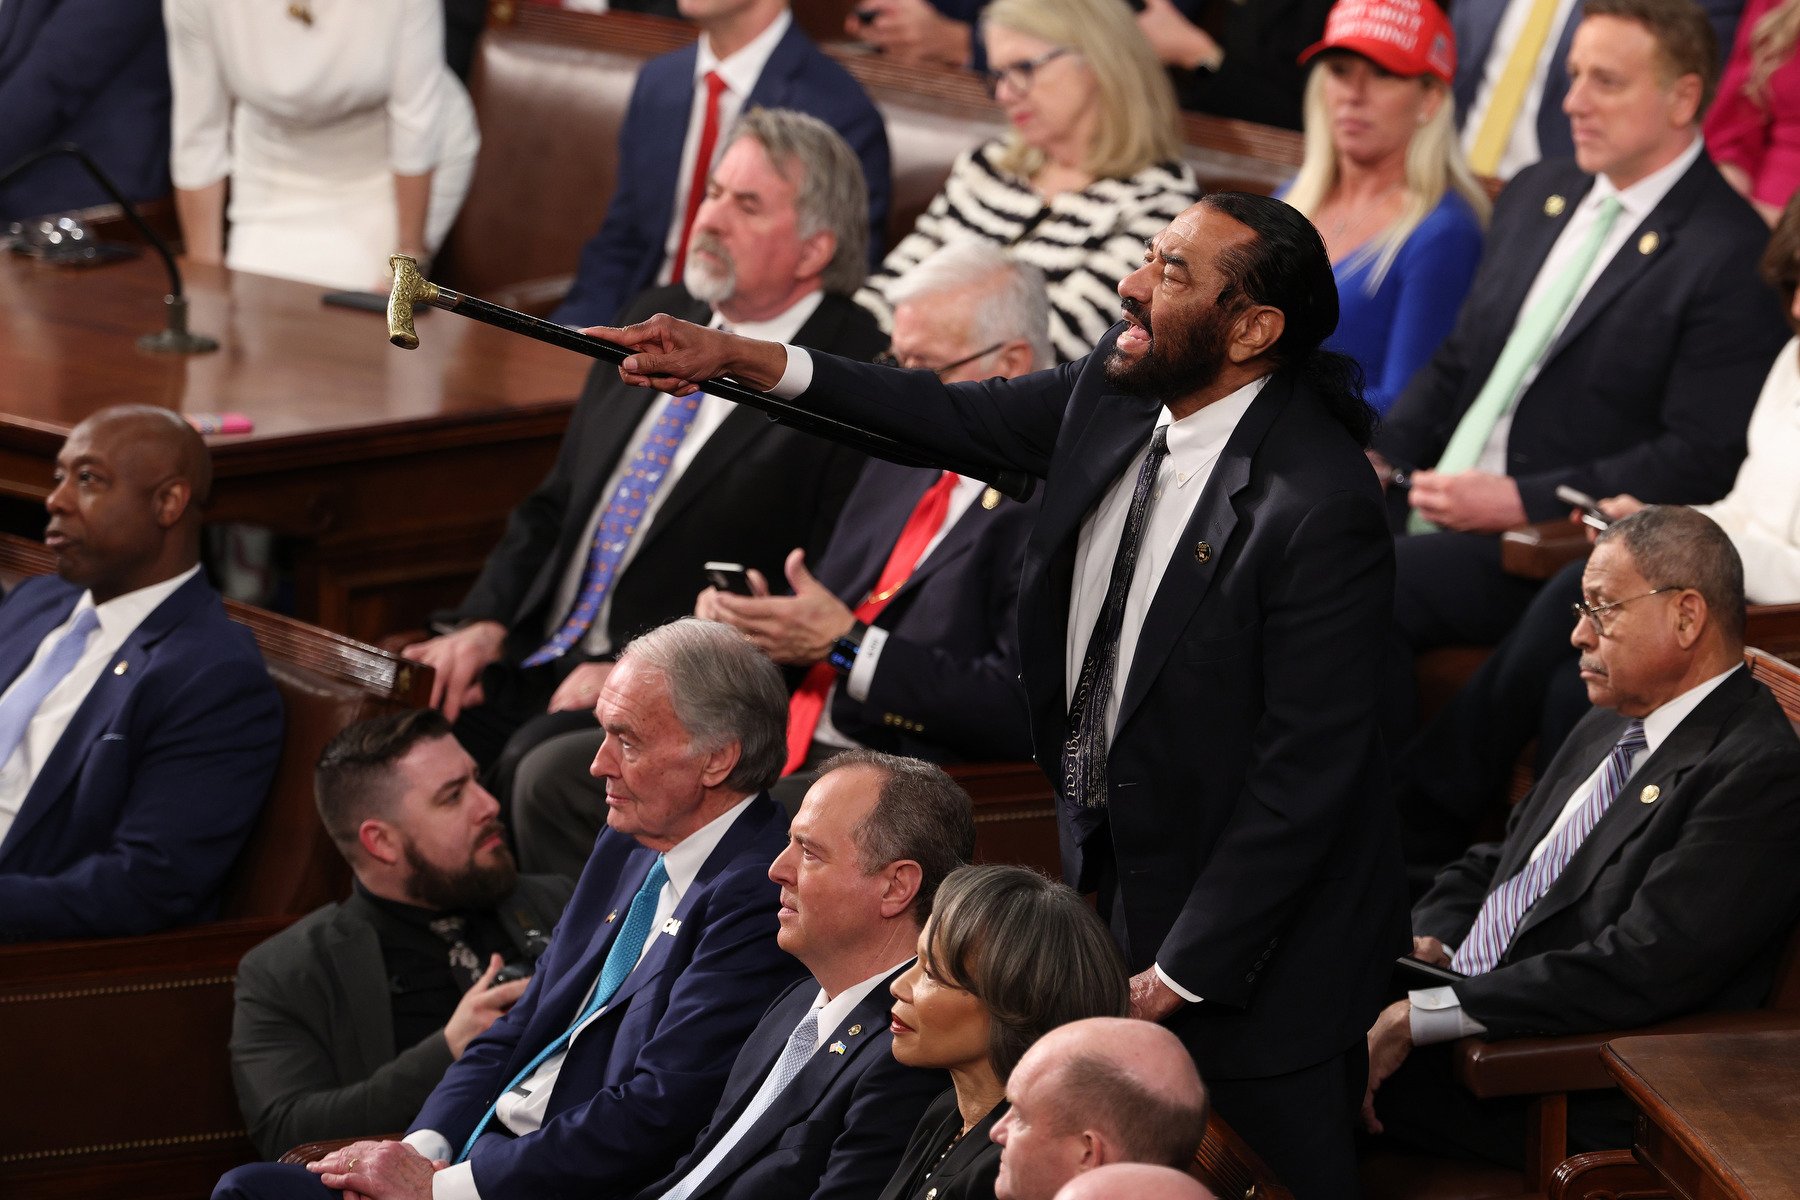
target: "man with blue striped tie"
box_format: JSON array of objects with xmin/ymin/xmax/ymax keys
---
[
  {"xmin": 1362, "ymin": 506, "xmax": 1800, "ymax": 1169},
  {"xmin": 214, "ymin": 618, "xmax": 805, "ymax": 1200}
]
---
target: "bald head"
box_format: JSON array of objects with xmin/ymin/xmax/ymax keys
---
[
  {"xmin": 993, "ymin": 1018, "xmax": 1208, "ymax": 1200},
  {"xmin": 47, "ymin": 405, "xmax": 211, "ymax": 602},
  {"xmin": 1054, "ymin": 1164, "xmax": 1214, "ymax": 1200}
]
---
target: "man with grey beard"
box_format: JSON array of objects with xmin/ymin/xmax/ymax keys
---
[
  {"xmin": 401, "ymin": 108, "xmax": 883, "ymax": 800},
  {"xmin": 228, "ymin": 710, "xmax": 573, "ymax": 1159}
]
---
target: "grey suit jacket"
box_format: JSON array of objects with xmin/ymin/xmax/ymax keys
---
[
  {"xmin": 1414, "ymin": 667, "xmax": 1800, "ymax": 1039},
  {"xmin": 230, "ymin": 876, "xmax": 573, "ymax": 1159}
]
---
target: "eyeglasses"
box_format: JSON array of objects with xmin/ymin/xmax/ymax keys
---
[
  {"xmin": 979, "ymin": 47, "xmax": 1071, "ymax": 100},
  {"xmin": 874, "ymin": 341, "xmax": 1008, "ymax": 378},
  {"xmin": 1570, "ymin": 586, "xmax": 1688, "ymax": 637}
]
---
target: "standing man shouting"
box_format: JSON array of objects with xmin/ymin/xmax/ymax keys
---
[{"xmin": 596, "ymin": 193, "xmax": 1410, "ymax": 1197}]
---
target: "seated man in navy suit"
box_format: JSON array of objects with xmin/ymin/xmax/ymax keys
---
[
  {"xmin": 507, "ymin": 243, "xmax": 1042, "ymax": 873},
  {"xmin": 214, "ymin": 618, "xmax": 806, "ymax": 1200},
  {"xmin": 631, "ymin": 748, "xmax": 973, "ymax": 1200},
  {"xmin": 1364, "ymin": 507, "xmax": 1800, "ymax": 1166},
  {"xmin": 549, "ymin": 0, "xmax": 890, "ymax": 329},
  {"xmin": 0, "ymin": 405, "xmax": 282, "ymax": 941}
]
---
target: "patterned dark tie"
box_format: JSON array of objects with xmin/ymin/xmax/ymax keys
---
[
  {"xmin": 428, "ymin": 915, "xmax": 486, "ymax": 990},
  {"xmin": 1062, "ymin": 426, "xmax": 1169, "ymax": 809}
]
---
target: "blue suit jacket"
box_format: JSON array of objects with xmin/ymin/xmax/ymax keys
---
[
  {"xmin": 410, "ymin": 795, "xmax": 807, "ymax": 1198},
  {"xmin": 1377, "ymin": 154, "xmax": 1787, "ymax": 521},
  {"xmin": 550, "ymin": 24, "xmax": 892, "ymax": 328},
  {"xmin": 630, "ymin": 966, "xmax": 947, "ymax": 1200},
  {"xmin": 810, "ymin": 460, "xmax": 1035, "ymax": 762},
  {"xmin": 0, "ymin": 572, "xmax": 282, "ymax": 941},
  {"xmin": 1450, "ymin": 0, "xmax": 1740, "ymax": 166},
  {"xmin": 0, "ymin": 0, "xmax": 172, "ymax": 220}
]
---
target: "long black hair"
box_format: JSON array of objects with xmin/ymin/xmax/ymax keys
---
[{"xmin": 1200, "ymin": 192, "xmax": 1378, "ymax": 447}]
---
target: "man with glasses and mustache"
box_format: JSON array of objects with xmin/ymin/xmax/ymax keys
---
[
  {"xmin": 400, "ymin": 108, "xmax": 883, "ymax": 814},
  {"xmin": 1364, "ymin": 505, "xmax": 1800, "ymax": 1169},
  {"xmin": 228, "ymin": 710, "xmax": 572, "ymax": 1160},
  {"xmin": 591, "ymin": 191, "xmax": 1410, "ymax": 1197}
]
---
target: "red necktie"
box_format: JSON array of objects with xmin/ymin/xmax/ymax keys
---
[
  {"xmin": 782, "ymin": 472, "xmax": 960, "ymax": 774},
  {"xmin": 670, "ymin": 70, "xmax": 728, "ymax": 285}
]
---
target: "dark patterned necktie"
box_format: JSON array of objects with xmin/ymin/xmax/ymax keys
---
[
  {"xmin": 1062, "ymin": 425, "xmax": 1169, "ymax": 809},
  {"xmin": 428, "ymin": 915, "xmax": 486, "ymax": 990}
]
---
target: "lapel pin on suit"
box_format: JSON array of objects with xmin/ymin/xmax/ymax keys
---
[
  {"xmin": 1638, "ymin": 232, "xmax": 1660, "ymax": 255},
  {"xmin": 112, "ymin": 661, "xmax": 129, "ymax": 675},
  {"xmin": 605, "ymin": 910, "xmax": 619, "ymax": 924},
  {"xmin": 981, "ymin": 487, "xmax": 1001, "ymax": 510},
  {"xmin": 661, "ymin": 917, "xmax": 682, "ymax": 936},
  {"xmin": 1639, "ymin": 784, "xmax": 1661, "ymax": 804},
  {"xmin": 846, "ymin": 1024, "xmax": 862, "ymax": 1036},
  {"xmin": 1545, "ymin": 195, "xmax": 1567, "ymax": 217},
  {"xmin": 1194, "ymin": 541, "xmax": 1212, "ymax": 563},
  {"xmin": 828, "ymin": 1040, "xmax": 847, "ymax": 1054}
]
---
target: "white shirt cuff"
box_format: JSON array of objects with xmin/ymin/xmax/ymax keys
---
[
  {"xmin": 404, "ymin": 1130, "xmax": 453, "ymax": 1164},
  {"xmin": 1154, "ymin": 963, "xmax": 1203, "ymax": 1004},
  {"xmin": 1408, "ymin": 986, "xmax": 1488, "ymax": 1045},
  {"xmin": 431, "ymin": 1160, "xmax": 481, "ymax": 1200},
  {"xmin": 771, "ymin": 345, "xmax": 813, "ymax": 399},
  {"xmin": 845, "ymin": 624, "xmax": 889, "ymax": 702}
]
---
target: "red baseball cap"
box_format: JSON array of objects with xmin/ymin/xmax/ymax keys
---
[{"xmin": 1299, "ymin": 0, "xmax": 1456, "ymax": 86}]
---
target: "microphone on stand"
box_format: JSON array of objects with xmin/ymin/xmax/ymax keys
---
[{"xmin": 0, "ymin": 142, "xmax": 219, "ymax": 354}]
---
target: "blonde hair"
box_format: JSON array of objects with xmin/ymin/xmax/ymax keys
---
[
  {"xmin": 1284, "ymin": 64, "xmax": 1491, "ymax": 292},
  {"xmin": 983, "ymin": 0, "xmax": 1182, "ymax": 181},
  {"xmin": 1749, "ymin": 0, "xmax": 1800, "ymax": 104}
]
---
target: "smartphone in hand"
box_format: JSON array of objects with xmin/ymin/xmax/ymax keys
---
[
  {"xmin": 1555, "ymin": 484, "xmax": 1611, "ymax": 531},
  {"xmin": 704, "ymin": 561, "xmax": 756, "ymax": 596}
]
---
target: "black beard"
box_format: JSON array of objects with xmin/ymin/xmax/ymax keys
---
[
  {"xmin": 1103, "ymin": 299, "xmax": 1232, "ymax": 400},
  {"xmin": 404, "ymin": 829, "xmax": 519, "ymax": 913}
]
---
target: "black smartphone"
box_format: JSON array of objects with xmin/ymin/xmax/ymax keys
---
[
  {"xmin": 493, "ymin": 961, "xmax": 535, "ymax": 986},
  {"xmin": 704, "ymin": 561, "xmax": 755, "ymax": 596},
  {"xmin": 1555, "ymin": 484, "xmax": 1611, "ymax": 530},
  {"xmin": 1393, "ymin": 955, "xmax": 1465, "ymax": 989}
]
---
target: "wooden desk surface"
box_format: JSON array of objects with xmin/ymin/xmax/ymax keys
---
[
  {"xmin": 0, "ymin": 252, "xmax": 586, "ymax": 490},
  {"xmin": 0, "ymin": 251, "xmax": 589, "ymax": 638},
  {"xmin": 1604, "ymin": 1032, "xmax": 1800, "ymax": 1200}
]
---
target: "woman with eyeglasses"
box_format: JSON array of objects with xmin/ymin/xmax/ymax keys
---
[
  {"xmin": 875, "ymin": 864, "xmax": 1130, "ymax": 1200},
  {"xmin": 1281, "ymin": 0, "xmax": 1489, "ymax": 416},
  {"xmin": 855, "ymin": 0, "xmax": 1198, "ymax": 364},
  {"xmin": 1393, "ymin": 191, "xmax": 1800, "ymax": 871}
]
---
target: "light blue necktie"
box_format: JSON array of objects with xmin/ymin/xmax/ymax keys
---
[
  {"xmin": 659, "ymin": 1000, "xmax": 825, "ymax": 1200},
  {"xmin": 0, "ymin": 606, "xmax": 100, "ymax": 770},
  {"xmin": 456, "ymin": 855, "xmax": 670, "ymax": 1162}
]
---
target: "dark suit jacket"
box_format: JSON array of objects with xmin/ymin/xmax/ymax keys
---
[
  {"xmin": 1414, "ymin": 667, "xmax": 1800, "ymax": 1040},
  {"xmin": 0, "ymin": 0, "xmax": 172, "ymax": 220},
  {"xmin": 796, "ymin": 333, "xmax": 1411, "ymax": 1080},
  {"xmin": 810, "ymin": 460, "xmax": 1035, "ymax": 762},
  {"xmin": 550, "ymin": 23, "xmax": 892, "ymax": 328},
  {"xmin": 1450, "ymin": 0, "xmax": 1740, "ymax": 166},
  {"xmin": 230, "ymin": 876, "xmax": 575, "ymax": 1159},
  {"xmin": 447, "ymin": 286, "xmax": 878, "ymax": 667},
  {"xmin": 631, "ymin": 966, "xmax": 947, "ymax": 1200},
  {"xmin": 0, "ymin": 572, "xmax": 283, "ymax": 941},
  {"xmin": 1378, "ymin": 154, "xmax": 1787, "ymax": 521},
  {"xmin": 874, "ymin": 1089, "xmax": 1006, "ymax": 1200},
  {"xmin": 410, "ymin": 794, "xmax": 807, "ymax": 1197}
]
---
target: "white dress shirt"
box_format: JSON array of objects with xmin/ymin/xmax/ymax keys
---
[
  {"xmin": 409, "ymin": 795, "xmax": 755, "ymax": 1200},
  {"xmin": 1695, "ymin": 340, "xmax": 1800, "ymax": 604},
  {"xmin": 1458, "ymin": 0, "xmax": 1584, "ymax": 181},
  {"xmin": 545, "ymin": 292, "xmax": 824, "ymax": 656},
  {"xmin": 654, "ymin": 10, "xmax": 793, "ymax": 287},
  {"xmin": 0, "ymin": 566, "xmax": 201, "ymax": 832},
  {"xmin": 655, "ymin": 965, "xmax": 895, "ymax": 1199},
  {"xmin": 1410, "ymin": 664, "xmax": 1741, "ymax": 1044},
  {"xmin": 1474, "ymin": 136, "xmax": 1703, "ymax": 474}
]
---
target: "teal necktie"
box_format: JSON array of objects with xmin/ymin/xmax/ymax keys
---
[
  {"xmin": 1410, "ymin": 195, "xmax": 1625, "ymax": 534},
  {"xmin": 455, "ymin": 855, "xmax": 670, "ymax": 1162}
]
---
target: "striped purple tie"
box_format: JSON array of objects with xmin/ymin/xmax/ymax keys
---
[{"xmin": 1451, "ymin": 720, "xmax": 1648, "ymax": 976}]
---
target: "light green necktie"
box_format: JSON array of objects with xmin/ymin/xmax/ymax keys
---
[{"xmin": 1409, "ymin": 195, "xmax": 1625, "ymax": 534}]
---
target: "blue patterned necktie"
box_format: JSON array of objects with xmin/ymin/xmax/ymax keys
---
[
  {"xmin": 1452, "ymin": 721, "xmax": 1648, "ymax": 975},
  {"xmin": 1062, "ymin": 426, "xmax": 1169, "ymax": 809},
  {"xmin": 660, "ymin": 1000, "xmax": 825, "ymax": 1200},
  {"xmin": 0, "ymin": 605, "xmax": 100, "ymax": 770},
  {"xmin": 523, "ymin": 394, "xmax": 705, "ymax": 666},
  {"xmin": 456, "ymin": 855, "xmax": 670, "ymax": 1161}
]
